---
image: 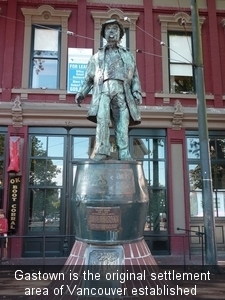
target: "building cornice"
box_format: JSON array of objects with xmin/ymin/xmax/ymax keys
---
[{"xmin": 1, "ymin": 101, "xmax": 225, "ymax": 130}]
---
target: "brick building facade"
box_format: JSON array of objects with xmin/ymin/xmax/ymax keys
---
[{"xmin": 0, "ymin": 0, "xmax": 225, "ymax": 258}]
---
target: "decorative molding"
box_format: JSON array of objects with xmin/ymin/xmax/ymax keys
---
[
  {"xmin": 158, "ymin": 12, "xmax": 205, "ymax": 30},
  {"xmin": 11, "ymin": 89, "xmax": 146, "ymax": 101},
  {"xmin": 155, "ymin": 92, "xmax": 214, "ymax": 100},
  {"xmin": 221, "ymin": 19, "xmax": 225, "ymax": 28},
  {"xmin": 12, "ymin": 96, "xmax": 23, "ymax": 128},
  {"xmin": 21, "ymin": 5, "xmax": 71, "ymax": 21},
  {"xmin": 11, "ymin": 89, "xmax": 68, "ymax": 101},
  {"xmin": 1, "ymin": 101, "xmax": 225, "ymax": 130},
  {"xmin": 59, "ymin": 94, "xmax": 66, "ymax": 101},
  {"xmin": 172, "ymin": 100, "xmax": 183, "ymax": 130},
  {"xmin": 91, "ymin": 8, "xmax": 139, "ymax": 27}
]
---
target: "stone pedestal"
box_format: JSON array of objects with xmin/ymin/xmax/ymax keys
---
[{"xmin": 33, "ymin": 161, "xmax": 193, "ymax": 300}]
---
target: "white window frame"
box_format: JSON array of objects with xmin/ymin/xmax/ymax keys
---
[
  {"xmin": 30, "ymin": 25, "xmax": 61, "ymax": 89},
  {"xmin": 18, "ymin": 5, "xmax": 71, "ymax": 100},
  {"xmin": 158, "ymin": 12, "xmax": 205, "ymax": 103}
]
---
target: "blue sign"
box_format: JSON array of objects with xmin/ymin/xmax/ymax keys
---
[
  {"xmin": 67, "ymin": 63, "xmax": 87, "ymax": 93},
  {"xmin": 67, "ymin": 48, "xmax": 92, "ymax": 94}
]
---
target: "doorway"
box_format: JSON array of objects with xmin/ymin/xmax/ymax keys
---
[{"xmin": 23, "ymin": 127, "xmax": 169, "ymax": 257}]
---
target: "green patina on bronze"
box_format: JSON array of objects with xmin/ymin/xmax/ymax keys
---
[
  {"xmin": 72, "ymin": 161, "xmax": 149, "ymax": 243},
  {"xmin": 75, "ymin": 19, "xmax": 142, "ymax": 161}
]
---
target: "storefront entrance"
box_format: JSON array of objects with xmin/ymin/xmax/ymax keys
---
[{"xmin": 23, "ymin": 127, "xmax": 169, "ymax": 257}]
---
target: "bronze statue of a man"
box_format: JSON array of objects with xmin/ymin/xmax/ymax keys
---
[{"xmin": 75, "ymin": 19, "xmax": 142, "ymax": 161}]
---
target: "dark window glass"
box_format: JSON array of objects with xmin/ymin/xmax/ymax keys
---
[{"xmin": 169, "ymin": 32, "xmax": 194, "ymax": 94}]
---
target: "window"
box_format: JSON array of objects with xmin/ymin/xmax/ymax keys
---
[
  {"xmin": 72, "ymin": 135, "xmax": 118, "ymax": 162},
  {"xmin": 169, "ymin": 32, "xmax": 194, "ymax": 94},
  {"xmin": 27, "ymin": 133, "xmax": 65, "ymax": 232},
  {"xmin": 158, "ymin": 12, "xmax": 205, "ymax": 102},
  {"xmin": 130, "ymin": 130, "xmax": 167, "ymax": 233},
  {"xmin": 30, "ymin": 26, "xmax": 61, "ymax": 89},
  {"xmin": 187, "ymin": 133, "xmax": 225, "ymax": 217},
  {"xmin": 21, "ymin": 5, "xmax": 71, "ymax": 93}
]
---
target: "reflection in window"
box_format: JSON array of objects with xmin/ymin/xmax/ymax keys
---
[
  {"xmin": 28, "ymin": 134, "xmax": 64, "ymax": 232},
  {"xmin": 212, "ymin": 164, "xmax": 225, "ymax": 189},
  {"xmin": 169, "ymin": 33, "xmax": 194, "ymax": 94},
  {"xmin": 187, "ymin": 134, "xmax": 225, "ymax": 217},
  {"xmin": 189, "ymin": 164, "xmax": 202, "ymax": 190},
  {"xmin": 73, "ymin": 137, "xmax": 92, "ymax": 159},
  {"xmin": 133, "ymin": 138, "xmax": 165, "ymax": 160},
  {"xmin": 28, "ymin": 188, "xmax": 61, "ymax": 232},
  {"xmin": 29, "ymin": 159, "xmax": 63, "ymax": 185},
  {"xmin": 30, "ymin": 26, "xmax": 60, "ymax": 89},
  {"xmin": 31, "ymin": 136, "xmax": 47, "ymax": 157},
  {"xmin": 48, "ymin": 137, "xmax": 64, "ymax": 157},
  {"xmin": 131, "ymin": 137, "xmax": 167, "ymax": 233},
  {"xmin": 145, "ymin": 190, "xmax": 167, "ymax": 232},
  {"xmin": 73, "ymin": 136, "xmax": 118, "ymax": 160},
  {"xmin": 187, "ymin": 138, "xmax": 200, "ymax": 159}
]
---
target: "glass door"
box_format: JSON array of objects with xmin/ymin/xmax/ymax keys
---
[{"xmin": 23, "ymin": 128, "xmax": 67, "ymax": 257}]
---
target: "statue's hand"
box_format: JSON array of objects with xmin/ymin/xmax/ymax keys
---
[
  {"xmin": 75, "ymin": 93, "xmax": 84, "ymax": 107},
  {"xmin": 133, "ymin": 92, "xmax": 142, "ymax": 105}
]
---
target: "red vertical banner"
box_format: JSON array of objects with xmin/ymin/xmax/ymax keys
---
[{"xmin": 7, "ymin": 136, "xmax": 20, "ymax": 173}]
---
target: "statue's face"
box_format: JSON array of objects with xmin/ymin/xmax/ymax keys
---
[{"xmin": 104, "ymin": 24, "xmax": 120, "ymax": 43}]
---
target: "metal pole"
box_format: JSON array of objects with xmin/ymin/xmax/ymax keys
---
[
  {"xmin": 190, "ymin": 0, "xmax": 218, "ymax": 266},
  {"xmin": 201, "ymin": 234, "xmax": 204, "ymax": 266}
]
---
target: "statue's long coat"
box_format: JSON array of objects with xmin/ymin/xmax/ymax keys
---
[{"xmin": 78, "ymin": 45, "xmax": 142, "ymax": 126}]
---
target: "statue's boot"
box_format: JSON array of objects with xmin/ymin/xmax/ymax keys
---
[{"xmin": 118, "ymin": 148, "xmax": 134, "ymax": 161}]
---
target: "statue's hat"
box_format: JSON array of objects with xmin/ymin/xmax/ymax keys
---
[{"xmin": 100, "ymin": 19, "xmax": 125, "ymax": 39}]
